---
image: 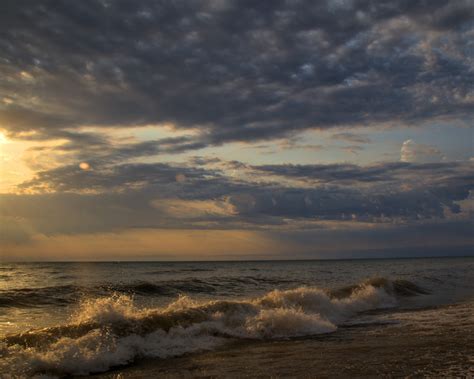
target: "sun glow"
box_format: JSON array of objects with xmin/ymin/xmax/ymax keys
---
[
  {"xmin": 0, "ymin": 131, "xmax": 8, "ymax": 144},
  {"xmin": 0, "ymin": 131, "xmax": 35, "ymax": 193}
]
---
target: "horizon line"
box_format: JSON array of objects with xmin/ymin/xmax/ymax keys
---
[{"xmin": 2, "ymin": 254, "xmax": 474, "ymax": 264}]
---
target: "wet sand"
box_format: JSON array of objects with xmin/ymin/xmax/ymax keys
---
[{"xmin": 94, "ymin": 302, "xmax": 474, "ymax": 378}]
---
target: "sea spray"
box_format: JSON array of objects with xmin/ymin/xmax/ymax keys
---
[{"xmin": 0, "ymin": 278, "xmax": 424, "ymax": 377}]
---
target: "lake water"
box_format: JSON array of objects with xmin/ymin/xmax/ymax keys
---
[{"xmin": 1, "ymin": 257, "xmax": 473, "ymax": 377}]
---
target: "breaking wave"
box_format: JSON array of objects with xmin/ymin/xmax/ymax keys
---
[{"xmin": 0, "ymin": 278, "xmax": 428, "ymax": 377}]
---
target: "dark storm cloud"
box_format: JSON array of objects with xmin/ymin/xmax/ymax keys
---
[
  {"xmin": 109, "ymin": 136, "xmax": 210, "ymax": 159},
  {"xmin": 24, "ymin": 133, "xmax": 211, "ymax": 170},
  {"xmin": 1, "ymin": 0, "xmax": 473, "ymax": 147},
  {"xmin": 9, "ymin": 160, "xmax": 472, "ymax": 239},
  {"xmin": 252, "ymin": 161, "xmax": 474, "ymax": 184},
  {"xmin": 18, "ymin": 162, "xmax": 224, "ymax": 194},
  {"xmin": 253, "ymin": 162, "xmax": 395, "ymax": 182},
  {"xmin": 225, "ymin": 180, "xmax": 471, "ymax": 221}
]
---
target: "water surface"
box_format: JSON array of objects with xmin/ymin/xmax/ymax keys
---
[{"xmin": 1, "ymin": 257, "xmax": 473, "ymax": 377}]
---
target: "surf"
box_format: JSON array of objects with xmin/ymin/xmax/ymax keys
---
[{"xmin": 0, "ymin": 277, "xmax": 429, "ymax": 377}]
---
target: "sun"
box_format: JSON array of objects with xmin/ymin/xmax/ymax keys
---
[{"xmin": 0, "ymin": 131, "xmax": 8, "ymax": 144}]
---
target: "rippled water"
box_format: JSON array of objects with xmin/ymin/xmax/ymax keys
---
[{"xmin": 1, "ymin": 258, "xmax": 473, "ymax": 377}]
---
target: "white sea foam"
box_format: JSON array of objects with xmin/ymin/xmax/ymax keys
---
[{"xmin": 0, "ymin": 280, "xmax": 404, "ymax": 377}]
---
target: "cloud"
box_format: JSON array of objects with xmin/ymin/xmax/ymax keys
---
[
  {"xmin": 340, "ymin": 145, "xmax": 365, "ymax": 154},
  {"xmin": 151, "ymin": 198, "xmax": 236, "ymax": 218},
  {"xmin": 269, "ymin": 219, "xmax": 474, "ymax": 259},
  {"xmin": 1, "ymin": 1, "xmax": 473, "ymax": 258},
  {"xmin": 0, "ymin": 0, "xmax": 472, "ymax": 147},
  {"xmin": 1, "ymin": 155, "xmax": 471, "ymax": 260},
  {"xmin": 0, "ymin": 216, "xmax": 34, "ymax": 245},
  {"xmin": 400, "ymin": 139, "xmax": 445, "ymax": 163},
  {"xmin": 253, "ymin": 162, "xmax": 410, "ymax": 183},
  {"xmin": 0, "ymin": 160, "xmax": 469, "ymax": 242},
  {"xmin": 1, "ymin": 228, "xmax": 295, "ymax": 261},
  {"xmin": 330, "ymin": 132, "xmax": 372, "ymax": 144},
  {"xmin": 2, "ymin": 216, "xmax": 472, "ymax": 261}
]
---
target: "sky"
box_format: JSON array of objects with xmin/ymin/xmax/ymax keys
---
[{"xmin": 0, "ymin": 0, "xmax": 473, "ymax": 261}]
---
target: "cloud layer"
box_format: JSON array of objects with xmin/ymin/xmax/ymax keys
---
[
  {"xmin": 2, "ymin": 159, "xmax": 471, "ymax": 240},
  {"xmin": 1, "ymin": 1, "xmax": 473, "ymax": 258},
  {"xmin": 1, "ymin": 0, "xmax": 473, "ymax": 149}
]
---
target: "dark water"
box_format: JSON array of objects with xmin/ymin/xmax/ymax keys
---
[{"xmin": 1, "ymin": 258, "xmax": 473, "ymax": 377}]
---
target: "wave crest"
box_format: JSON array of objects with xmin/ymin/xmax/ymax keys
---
[{"xmin": 0, "ymin": 278, "xmax": 426, "ymax": 377}]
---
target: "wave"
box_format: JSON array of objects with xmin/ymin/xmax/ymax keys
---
[
  {"xmin": 0, "ymin": 278, "xmax": 427, "ymax": 377},
  {"xmin": 330, "ymin": 278, "xmax": 430, "ymax": 298},
  {"xmin": 0, "ymin": 285, "xmax": 83, "ymax": 308},
  {"xmin": 0, "ymin": 276, "xmax": 297, "ymax": 308}
]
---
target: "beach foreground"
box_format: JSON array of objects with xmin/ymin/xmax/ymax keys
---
[{"xmin": 94, "ymin": 301, "xmax": 474, "ymax": 378}]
